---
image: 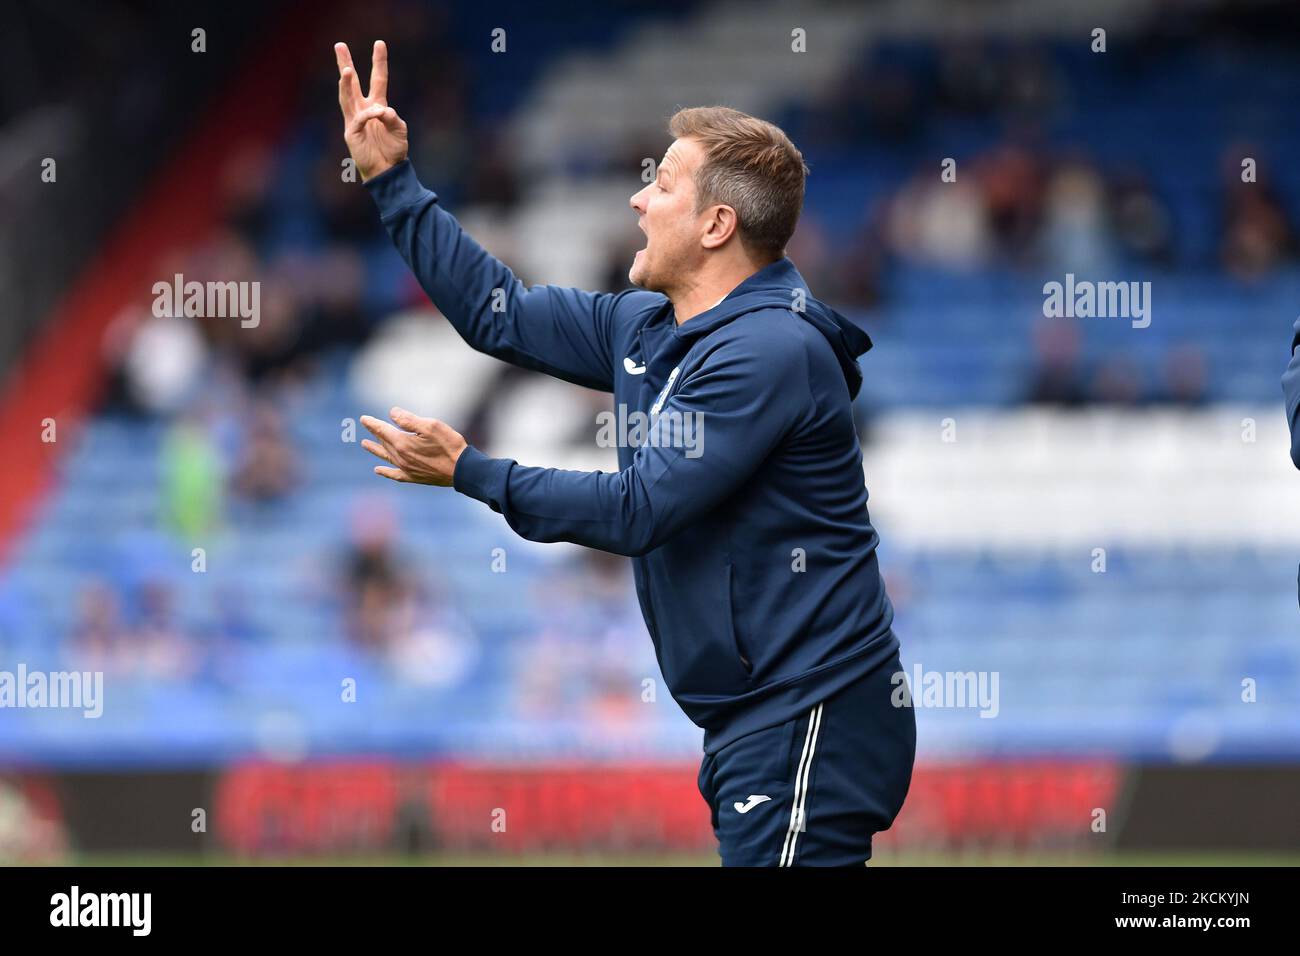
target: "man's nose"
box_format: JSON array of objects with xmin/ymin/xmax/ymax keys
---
[{"xmin": 629, "ymin": 186, "xmax": 647, "ymax": 213}]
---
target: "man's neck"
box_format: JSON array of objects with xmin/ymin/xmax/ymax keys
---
[{"xmin": 670, "ymin": 260, "xmax": 767, "ymax": 325}]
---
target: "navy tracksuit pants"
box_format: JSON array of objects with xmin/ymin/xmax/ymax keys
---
[{"xmin": 696, "ymin": 651, "xmax": 916, "ymax": 866}]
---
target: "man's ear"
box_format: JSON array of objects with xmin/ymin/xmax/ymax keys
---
[{"xmin": 701, "ymin": 204, "xmax": 739, "ymax": 250}]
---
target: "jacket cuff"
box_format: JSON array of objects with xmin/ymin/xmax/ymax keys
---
[
  {"xmin": 363, "ymin": 160, "xmax": 436, "ymax": 216},
  {"xmin": 453, "ymin": 445, "xmax": 512, "ymax": 513}
]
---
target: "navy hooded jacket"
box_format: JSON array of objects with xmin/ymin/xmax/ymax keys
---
[{"xmin": 366, "ymin": 160, "xmax": 899, "ymax": 753}]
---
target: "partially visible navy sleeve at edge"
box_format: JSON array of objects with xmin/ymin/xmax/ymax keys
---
[{"xmin": 1283, "ymin": 315, "xmax": 1300, "ymax": 469}]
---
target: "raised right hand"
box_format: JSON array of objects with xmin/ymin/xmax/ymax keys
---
[{"xmin": 335, "ymin": 40, "xmax": 408, "ymax": 181}]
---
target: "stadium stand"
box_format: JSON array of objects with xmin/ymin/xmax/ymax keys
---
[{"xmin": 2, "ymin": 0, "xmax": 1299, "ymax": 860}]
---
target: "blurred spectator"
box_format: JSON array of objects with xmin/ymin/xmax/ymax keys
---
[
  {"xmin": 230, "ymin": 397, "xmax": 300, "ymax": 503},
  {"xmin": 130, "ymin": 580, "xmax": 200, "ymax": 680},
  {"xmin": 976, "ymin": 145, "xmax": 1045, "ymax": 263},
  {"xmin": 220, "ymin": 273, "xmax": 310, "ymax": 384},
  {"xmin": 162, "ymin": 408, "xmax": 224, "ymax": 539},
  {"xmin": 1090, "ymin": 355, "xmax": 1146, "ymax": 406},
  {"xmin": 1156, "ymin": 344, "xmax": 1209, "ymax": 406},
  {"xmin": 67, "ymin": 580, "xmax": 126, "ymax": 668},
  {"xmin": 102, "ymin": 306, "xmax": 208, "ymax": 417},
  {"xmin": 219, "ymin": 144, "xmax": 276, "ymax": 246},
  {"xmin": 1024, "ymin": 317, "xmax": 1087, "ymax": 407},
  {"xmin": 68, "ymin": 578, "xmax": 196, "ymax": 682},
  {"xmin": 338, "ymin": 500, "xmax": 477, "ymax": 685},
  {"xmin": 341, "ymin": 503, "xmax": 412, "ymax": 653},
  {"xmin": 285, "ymin": 246, "xmax": 371, "ymax": 354},
  {"xmin": 1220, "ymin": 154, "xmax": 1297, "ymax": 279},
  {"xmin": 1109, "ymin": 172, "xmax": 1174, "ymax": 266},
  {"xmin": 1040, "ymin": 161, "xmax": 1115, "ymax": 272},
  {"xmin": 886, "ymin": 170, "xmax": 991, "ymax": 269}
]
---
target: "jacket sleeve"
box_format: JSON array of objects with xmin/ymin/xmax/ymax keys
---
[
  {"xmin": 1283, "ymin": 316, "xmax": 1300, "ymax": 469},
  {"xmin": 451, "ymin": 332, "xmax": 812, "ymax": 556},
  {"xmin": 365, "ymin": 160, "xmax": 621, "ymax": 392}
]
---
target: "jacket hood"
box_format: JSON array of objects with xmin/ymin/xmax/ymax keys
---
[{"xmin": 672, "ymin": 257, "xmax": 873, "ymax": 399}]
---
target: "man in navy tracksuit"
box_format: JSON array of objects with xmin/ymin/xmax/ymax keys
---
[{"xmin": 335, "ymin": 40, "xmax": 915, "ymax": 866}]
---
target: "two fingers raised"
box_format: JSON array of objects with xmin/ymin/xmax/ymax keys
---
[{"xmin": 334, "ymin": 40, "xmax": 389, "ymax": 120}]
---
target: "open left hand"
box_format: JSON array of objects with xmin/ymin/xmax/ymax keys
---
[{"xmin": 360, "ymin": 407, "xmax": 467, "ymax": 486}]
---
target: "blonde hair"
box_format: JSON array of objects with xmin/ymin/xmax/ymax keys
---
[{"xmin": 668, "ymin": 105, "xmax": 809, "ymax": 261}]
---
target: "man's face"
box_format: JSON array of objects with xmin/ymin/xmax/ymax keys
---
[{"xmin": 628, "ymin": 137, "xmax": 707, "ymax": 293}]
